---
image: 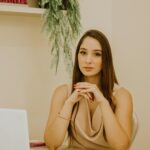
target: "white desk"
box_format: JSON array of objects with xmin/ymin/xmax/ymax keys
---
[{"xmin": 30, "ymin": 147, "xmax": 49, "ymax": 150}]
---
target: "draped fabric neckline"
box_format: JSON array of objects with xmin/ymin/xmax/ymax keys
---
[{"xmin": 66, "ymin": 84, "xmax": 121, "ymax": 150}]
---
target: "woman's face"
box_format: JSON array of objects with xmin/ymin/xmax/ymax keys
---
[{"xmin": 78, "ymin": 36, "xmax": 102, "ymax": 77}]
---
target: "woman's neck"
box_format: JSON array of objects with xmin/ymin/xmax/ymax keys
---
[{"xmin": 84, "ymin": 75, "xmax": 100, "ymax": 87}]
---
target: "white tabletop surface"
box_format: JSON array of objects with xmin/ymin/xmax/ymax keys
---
[{"xmin": 30, "ymin": 147, "xmax": 49, "ymax": 150}]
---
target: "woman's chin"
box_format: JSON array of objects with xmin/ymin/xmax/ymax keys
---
[
  {"xmin": 81, "ymin": 70, "xmax": 101, "ymax": 78},
  {"xmin": 82, "ymin": 71, "xmax": 96, "ymax": 77}
]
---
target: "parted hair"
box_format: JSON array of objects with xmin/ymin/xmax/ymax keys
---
[
  {"xmin": 72, "ymin": 29, "xmax": 118, "ymax": 104},
  {"xmin": 68, "ymin": 30, "xmax": 119, "ymax": 141}
]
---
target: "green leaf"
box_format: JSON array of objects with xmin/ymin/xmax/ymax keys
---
[{"xmin": 42, "ymin": 0, "xmax": 81, "ymax": 75}]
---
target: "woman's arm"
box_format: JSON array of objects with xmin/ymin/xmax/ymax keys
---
[
  {"xmin": 44, "ymin": 84, "xmax": 89, "ymax": 149},
  {"xmin": 74, "ymin": 82, "xmax": 133, "ymax": 150},
  {"xmin": 44, "ymin": 84, "xmax": 74, "ymax": 149},
  {"xmin": 101, "ymin": 87, "xmax": 133, "ymax": 150}
]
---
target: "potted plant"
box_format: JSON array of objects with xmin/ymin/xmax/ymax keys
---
[{"xmin": 41, "ymin": 0, "xmax": 81, "ymax": 74}]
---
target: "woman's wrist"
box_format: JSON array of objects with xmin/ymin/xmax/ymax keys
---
[
  {"xmin": 58, "ymin": 112, "xmax": 71, "ymax": 121},
  {"xmin": 65, "ymin": 99, "xmax": 75, "ymax": 107},
  {"xmin": 57, "ymin": 99, "xmax": 75, "ymax": 122}
]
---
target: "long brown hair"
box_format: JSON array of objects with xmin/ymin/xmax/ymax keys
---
[
  {"xmin": 69, "ymin": 29, "xmax": 118, "ymax": 141},
  {"xmin": 72, "ymin": 29, "xmax": 118, "ymax": 102}
]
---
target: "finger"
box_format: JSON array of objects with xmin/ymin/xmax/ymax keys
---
[
  {"xmin": 79, "ymin": 89, "xmax": 95, "ymax": 101},
  {"xmin": 74, "ymin": 85, "xmax": 91, "ymax": 90},
  {"xmin": 75, "ymin": 82, "xmax": 92, "ymax": 87},
  {"xmin": 74, "ymin": 89, "xmax": 81, "ymax": 93},
  {"xmin": 78, "ymin": 91, "xmax": 94, "ymax": 102},
  {"xmin": 78, "ymin": 88, "xmax": 93, "ymax": 94},
  {"xmin": 79, "ymin": 92, "xmax": 90, "ymax": 100},
  {"xmin": 89, "ymin": 92, "xmax": 95, "ymax": 101},
  {"xmin": 86, "ymin": 92, "xmax": 94, "ymax": 102},
  {"xmin": 81, "ymin": 88, "xmax": 96, "ymax": 93},
  {"xmin": 86, "ymin": 92, "xmax": 93, "ymax": 100}
]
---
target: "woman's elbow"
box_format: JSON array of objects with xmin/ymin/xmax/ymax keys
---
[
  {"xmin": 113, "ymin": 137, "xmax": 131, "ymax": 150},
  {"xmin": 44, "ymin": 131, "xmax": 54, "ymax": 148},
  {"xmin": 44, "ymin": 132, "xmax": 62, "ymax": 149},
  {"xmin": 44, "ymin": 132, "xmax": 51, "ymax": 148},
  {"xmin": 44, "ymin": 135, "xmax": 57, "ymax": 150}
]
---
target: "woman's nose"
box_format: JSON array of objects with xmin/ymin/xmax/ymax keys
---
[{"xmin": 85, "ymin": 55, "xmax": 92, "ymax": 63}]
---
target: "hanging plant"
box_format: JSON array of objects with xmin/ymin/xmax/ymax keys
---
[{"xmin": 42, "ymin": 0, "xmax": 81, "ymax": 74}]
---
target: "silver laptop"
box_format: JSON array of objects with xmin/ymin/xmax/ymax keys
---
[{"xmin": 0, "ymin": 108, "xmax": 30, "ymax": 150}]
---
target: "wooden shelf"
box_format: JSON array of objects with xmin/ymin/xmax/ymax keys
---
[{"xmin": 0, "ymin": 3, "xmax": 45, "ymax": 15}]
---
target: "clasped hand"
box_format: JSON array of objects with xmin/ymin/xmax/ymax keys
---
[{"xmin": 68, "ymin": 82, "xmax": 106, "ymax": 105}]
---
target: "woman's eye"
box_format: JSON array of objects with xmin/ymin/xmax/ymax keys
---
[
  {"xmin": 94, "ymin": 53, "xmax": 102, "ymax": 56},
  {"xmin": 79, "ymin": 51, "xmax": 86, "ymax": 55}
]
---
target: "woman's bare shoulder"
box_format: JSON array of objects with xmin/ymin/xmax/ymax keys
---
[
  {"xmin": 113, "ymin": 86, "xmax": 133, "ymax": 106},
  {"xmin": 115, "ymin": 87, "xmax": 132, "ymax": 97},
  {"xmin": 52, "ymin": 83, "xmax": 72, "ymax": 101},
  {"xmin": 54, "ymin": 84, "xmax": 68, "ymax": 96},
  {"xmin": 55, "ymin": 84, "xmax": 68, "ymax": 91}
]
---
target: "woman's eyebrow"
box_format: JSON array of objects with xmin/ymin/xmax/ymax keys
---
[
  {"xmin": 79, "ymin": 47, "xmax": 87, "ymax": 50},
  {"xmin": 79, "ymin": 48, "xmax": 102, "ymax": 52},
  {"xmin": 93, "ymin": 49, "xmax": 102, "ymax": 52}
]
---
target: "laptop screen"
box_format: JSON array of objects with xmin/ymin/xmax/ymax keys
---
[{"xmin": 0, "ymin": 108, "xmax": 30, "ymax": 150}]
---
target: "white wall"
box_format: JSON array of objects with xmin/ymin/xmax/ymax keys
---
[
  {"xmin": 0, "ymin": 13, "xmax": 52, "ymax": 139},
  {"xmin": 80, "ymin": 0, "xmax": 112, "ymax": 36},
  {"xmin": 112, "ymin": 0, "xmax": 150, "ymax": 149}
]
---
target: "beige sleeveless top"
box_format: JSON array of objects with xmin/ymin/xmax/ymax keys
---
[{"xmin": 62, "ymin": 84, "xmax": 121, "ymax": 150}]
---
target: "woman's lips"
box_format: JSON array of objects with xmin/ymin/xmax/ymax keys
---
[{"xmin": 83, "ymin": 67, "xmax": 93, "ymax": 71}]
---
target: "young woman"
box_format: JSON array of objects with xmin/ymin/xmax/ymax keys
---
[{"xmin": 44, "ymin": 29, "xmax": 133, "ymax": 150}]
